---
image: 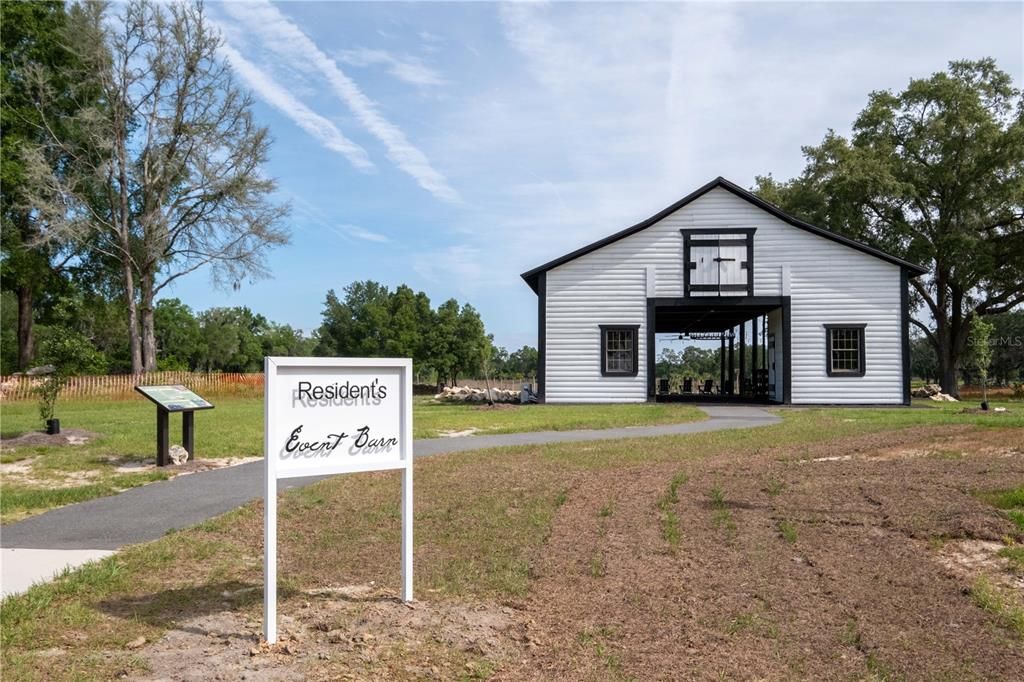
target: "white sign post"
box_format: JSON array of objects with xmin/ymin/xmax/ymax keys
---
[{"xmin": 263, "ymin": 357, "xmax": 413, "ymax": 643}]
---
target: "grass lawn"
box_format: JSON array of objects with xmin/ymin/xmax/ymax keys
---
[
  {"xmin": 1, "ymin": 403, "xmax": 1022, "ymax": 680},
  {"xmin": 0, "ymin": 396, "xmax": 703, "ymax": 522}
]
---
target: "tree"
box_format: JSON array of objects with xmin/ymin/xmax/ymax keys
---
[
  {"xmin": 35, "ymin": 324, "xmax": 107, "ymax": 429},
  {"xmin": 910, "ymin": 334, "xmax": 939, "ymax": 384},
  {"xmin": 989, "ymin": 311, "xmax": 1024, "ymax": 385},
  {"xmin": 154, "ymin": 298, "xmax": 202, "ymax": 370},
  {"xmin": 452, "ymin": 304, "xmax": 487, "ymax": 383},
  {"xmin": 315, "ymin": 282, "xmax": 392, "ymax": 357},
  {"xmin": 755, "ymin": 59, "xmax": 1024, "ymax": 396},
  {"xmin": 197, "ymin": 308, "xmax": 240, "ymax": 372},
  {"xmin": 969, "ymin": 317, "xmax": 994, "ymax": 407},
  {"xmin": 0, "ymin": 292, "xmax": 18, "ymax": 373},
  {"xmin": 507, "ymin": 345, "xmax": 538, "ymax": 379},
  {"xmin": 1, "ymin": 0, "xmax": 87, "ymax": 370},
  {"xmin": 23, "ymin": 0, "xmax": 289, "ymax": 373},
  {"xmin": 262, "ymin": 323, "xmax": 313, "ymax": 358},
  {"xmin": 429, "ymin": 299, "xmax": 461, "ymax": 386},
  {"xmin": 385, "ymin": 285, "xmax": 424, "ymax": 359}
]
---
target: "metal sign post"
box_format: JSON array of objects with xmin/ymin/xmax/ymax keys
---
[{"xmin": 263, "ymin": 357, "xmax": 414, "ymax": 644}]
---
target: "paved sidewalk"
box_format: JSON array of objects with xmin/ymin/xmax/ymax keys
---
[
  {"xmin": 1, "ymin": 548, "xmax": 114, "ymax": 598},
  {"xmin": 0, "ymin": 405, "xmax": 778, "ymax": 595}
]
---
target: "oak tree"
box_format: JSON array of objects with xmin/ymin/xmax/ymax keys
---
[{"xmin": 756, "ymin": 59, "xmax": 1024, "ymax": 395}]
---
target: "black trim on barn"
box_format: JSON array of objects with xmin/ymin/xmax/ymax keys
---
[
  {"xmin": 682, "ymin": 231, "xmax": 692, "ymax": 295},
  {"xmin": 537, "ymin": 272, "xmax": 546, "ymax": 403},
  {"xmin": 689, "ymin": 238, "xmax": 749, "ymax": 248},
  {"xmin": 520, "ymin": 176, "xmax": 927, "ymax": 292},
  {"xmin": 647, "ymin": 300, "xmax": 656, "ymax": 400},
  {"xmin": 824, "ymin": 324, "xmax": 867, "ymax": 378},
  {"xmin": 782, "ymin": 298, "xmax": 792, "ymax": 404},
  {"xmin": 900, "ymin": 268, "xmax": 911, "ymax": 405},
  {"xmin": 651, "ymin": 296, "xmax": 784, "ymax": 308},
  {"xmin": 599, "ymin": 324, "xmax": 641, "ymax": 377}
]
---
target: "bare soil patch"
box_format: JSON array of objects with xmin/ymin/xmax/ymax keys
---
[
  {"xmin": 0, "ymin": 428, "xmax": 99, "ymax": 451},
  {"xmin": 507, "ymin": 425, "xmax": 1024, "ymax": 680},
  {"xmin": 137, "ymin": 584, "xmax": 525, "ymax": 681},
  {"xmin": 108, "ymin": 455, "xmax": 260, "ymax": 475},
  {"xmin": 437, "ymin": 428, "xmax": 482, "ymax": 438}
]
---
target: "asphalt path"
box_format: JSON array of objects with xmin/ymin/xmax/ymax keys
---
[{"xmin": 1, "ymin": 405, "xmax": 778, "ymax": 551}]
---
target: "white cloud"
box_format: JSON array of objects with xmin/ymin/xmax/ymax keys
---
[
  {"xmin": 441, "ymin": 2, "xmax": 1024, "ymax": 276},
  {"xmin": 218, "ymin": 42, "xmax": 375, "ymax": 173},
  {"xmin": 337, "ymin": 47, "xmax": 447, "ymax": 87},
  {"xmin": 334, "ymin": 223, "xmax": 391, "ymax": 243},
  {"xmin": 221, "ymin": 1, "xmax": 460, "ymax": 204},
  {"xmin": 412, "ymin": 245, "xmax": 484, "ymax": 290}
]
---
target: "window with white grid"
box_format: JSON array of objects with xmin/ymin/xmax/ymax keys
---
[
  {"xmin": 826, "ymin": 326, "xmax": 865, "ymax": 376},
  {"xmin": 601, "ymin": 326, "xmax": 638, "ymax": 376}
]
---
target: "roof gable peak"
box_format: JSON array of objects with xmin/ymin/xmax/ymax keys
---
[{"xmin": 520, "ymin": 176, "xmax": 927, "ymax": 292}]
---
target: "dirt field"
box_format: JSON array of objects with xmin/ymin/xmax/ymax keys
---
[{"xmin": 124, "ymin": 424, "xmax": 1024, "ymax": 681}]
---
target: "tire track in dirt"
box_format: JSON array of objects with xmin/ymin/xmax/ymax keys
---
[{"xmin": 505, "ymin": 425, "xmax": 1024, "ymax": 681}]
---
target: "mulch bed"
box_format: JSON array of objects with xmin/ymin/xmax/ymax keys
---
[
  {"xmin": 959, "ymin": 407, "xmax": 1013, "ymax": 415},
  {"xmin": 0, "ymin": 428, "xmax": 100, "ymax": 451}
]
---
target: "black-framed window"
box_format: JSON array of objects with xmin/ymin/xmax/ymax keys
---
[
  {"xmin": 824, "ymin": 324, "xmax": 866, "ymax": 377},
  {"xmin": 600, "ymin": 325, "xmax": 640, "ymax": 377}
]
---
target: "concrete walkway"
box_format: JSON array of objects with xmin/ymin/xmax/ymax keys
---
[{"xmin": 0, "ymin": 405, "xmax": 777, "ymax": 596}]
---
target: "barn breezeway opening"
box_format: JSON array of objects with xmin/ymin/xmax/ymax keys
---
[{"xmin": 647, "ymin": 297, "xmax": 790, "ymax": 404}]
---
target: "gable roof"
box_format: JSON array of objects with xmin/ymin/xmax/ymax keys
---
[{"xmin": 520, "ymin": 176, "xmax": 928, "ymax": 293}]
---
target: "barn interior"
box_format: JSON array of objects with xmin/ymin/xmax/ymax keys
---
[{"xmin": 650, "ymin": 298, "xmax": 784, "ymax": 403}]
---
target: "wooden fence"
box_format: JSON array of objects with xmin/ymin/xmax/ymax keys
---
[
  {"xmin": 0, "ymin": 372, "xmax": 263, "ymax": 401},
  {"xmin": 0, "ymin": 372, "xmax": 528, "ymax": 402}
]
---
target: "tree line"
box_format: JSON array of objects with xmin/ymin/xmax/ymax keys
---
[
  {"xmin": 315, "ymin": 281, "xmax": 537, "ymax": 385},
  {"xmin": 0, "ymin": 280, "xmax": 538, "ymax": 383}
]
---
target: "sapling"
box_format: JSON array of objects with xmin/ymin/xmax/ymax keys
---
[
  {"xmin": 37, "ymin": 371, "xmax": 68, "ymax": 432},
  {"xmin": 970, "ymin": 318, "xmax": 994, "ymax": 410}
]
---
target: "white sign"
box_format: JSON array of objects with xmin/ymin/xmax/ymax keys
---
[{"xmin": 263, "ymin": 357, "xmax": 413, "ymax": 643}]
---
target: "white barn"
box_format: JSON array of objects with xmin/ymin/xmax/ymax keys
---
[{"xmin": 521, "ymin": 177, "xmax": 927, "ymax": 405}]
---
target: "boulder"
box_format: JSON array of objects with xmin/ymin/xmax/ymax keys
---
[{"xmin": 168, "ymin": 444, "xmax": 190, "ymax": 465}]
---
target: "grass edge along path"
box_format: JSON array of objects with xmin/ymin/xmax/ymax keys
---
[{"xmin": 0, "ymin": 399, "xmax": 705, "ymax": 522}]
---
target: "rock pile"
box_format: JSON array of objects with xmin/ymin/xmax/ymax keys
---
[
  {"xmin": 434, "ymin": 386, "xmax": 520, "ymax": 404},
  {"xmin": 911, "ymin": 384, "xmax": 959, "ymax": 401}
]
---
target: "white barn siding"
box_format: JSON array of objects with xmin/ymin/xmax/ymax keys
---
[
  {"xmin": 545, "ymin": 266, "xmax": 647, "ymax": 402},
  {"xmin": 542, "ymin": 187, "xmax": 906, "ymax": 404}
]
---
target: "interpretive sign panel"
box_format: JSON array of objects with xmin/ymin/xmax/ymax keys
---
[
  {"xmin": 263, "ymin": 357, "xmax": 413, "ymax": 643},
  {"xmin": 135, "ymin": 385, "xmax": 214, "ymax": 412},
  {"xmin": 134, "ymin": 385, "xmax": 214, "ymax": 466}
]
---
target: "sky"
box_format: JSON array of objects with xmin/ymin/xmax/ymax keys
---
[{"xmin": 164, "ymin": 1, "xmax": 1024, "ymax": 350}]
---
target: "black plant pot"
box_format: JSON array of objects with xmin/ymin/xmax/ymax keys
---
[
  {"xmin": 46, "ymin": 418, "xmax": 61, "ymax": 435},
  {"xmin": 980, "ymin": 401, "xmax": 989, "ymax": 411}
]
